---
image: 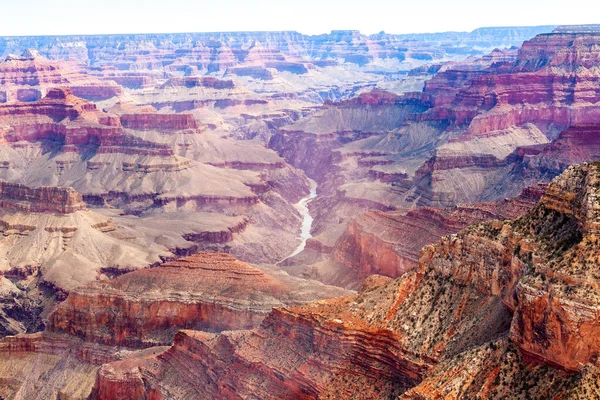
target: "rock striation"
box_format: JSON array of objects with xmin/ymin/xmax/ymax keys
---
[
  {"xmin": 1, "ymin": 27, "xmax": 552, "ymax": 68},
  {"xmin": 120, "ymin": 112, "xmax": 201, "ymax": 131},
  {"xmin": 0, "ymin": 50, "xmax": 122, "ymax": 102},
  {"xmin": 271, "ymin": 27, "xmax": 600, "ymax": 268},
  {"xmin": 330, "ymin": 184, "xmax": 544, "ymax": 284},
  {"xmin": 50, "ymin": 251, "xmax": 350, "ymax": 348},
  {"xmin": 0, "ymin": 251, "xmax": 351, "ymax": 400},
  {"xmin": 82, "ymin": 163, "xmax": 600, "ymax": 399},
  {"xmin": 0, "ymin": 181, "xmax": 86, "ymax": 213}
]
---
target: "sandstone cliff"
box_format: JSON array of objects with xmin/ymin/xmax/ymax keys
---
[
  {"xmin": 49, "ymin": 252, "xmax": 350, "ymax": 348},
  {"xmin": 84, "ymin": 163, "xmax": 600, "ymax": 399},
  {"xmin": 0, "ymin": 50, "xmax": 122, "ymax": 102}
]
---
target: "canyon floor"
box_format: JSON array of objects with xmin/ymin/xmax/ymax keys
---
[{"xmin": 0, "ymin": 24, "xmax": 599, "ymax": 399}]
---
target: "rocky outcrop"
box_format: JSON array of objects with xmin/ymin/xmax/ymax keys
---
[
  {"xmin": 49, "ymin": 252, "xmax": 350, "ymax": 348},
  {"xmin": 331, "ymin": 185, "xmax": 543, "ymax": 282},
  {"xmin": 0, "ymin": 251, "xmax": 351, "ymax": 398},
  {"xmin": 90, "ymin": 308, "xmax": 425, "ymax": 400},
  {"xmin": 0, "ymin": 50, "xmax": 122, "ymax": 102},
  {"xmin": 0, "ymin": 181, "xmax": 86, "ymax": 213},
  {"xmin": 406, "ymin": 28, "xmax": 600, "ymax": 207},
  {"xmin": 1, "ymin": 167, "xmax": 598, "ymax": 399},
  {"xmin": 401, "ymin": 338, "xmax": 600, "ymax": 399},
  {"xmin": 509, "ymin": 163, "xmax": 600, "ymax": 371},
  {"xmin": 82, "ymin": 163, "xmax": 600, "ymax": 399}
]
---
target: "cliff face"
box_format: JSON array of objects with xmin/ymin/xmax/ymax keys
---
[
  {"xmin": 85, "ymin": 163, "xmax": 600, "ymax": 399},
  {"xmin": 49, "ymin": 252, "xmax": 350, "ymax": 348},
  {"xmin": 2, "ymin": 165, "xmax": 599, "ymax": 399},
  {"xmin": 0, "ymin": 251, "xmax": 351, "ymax": 400},
  {"xmin": 510, "ymin": 163, "xmax": 600, "ymax": 370},
  {"xmin": 0, "ymin": 50, "xmax": 122, "ymax": 102},
  {"xmin": 0, "ymin": 86, "xmax": 314, "ymax": 266},
  {"xmin": 412, "ymin": 29, "xmax": 600, "ymax": 207},
  {"xmin": 120, "ymin": 112, "xmax": 200, "ymax": 131},
  {"xmin": 0, "ymin": 181, "xmax": 86, "ymax": 213},
  {"xmin": 331, "ymin": 185, "xmax": 544, "ymax": 284},
  {"xmin": 91, "ymin": 307, "xmax": 425, "ymax": 400},
  {"xmin": 271, "ymin": 29, "xmax": 600, "ymax": 271}
]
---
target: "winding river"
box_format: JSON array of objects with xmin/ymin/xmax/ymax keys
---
[{"xmin": 288, "ymin": 179, "xmax": 317, "ymax": 258}]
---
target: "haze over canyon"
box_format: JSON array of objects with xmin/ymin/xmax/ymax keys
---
[{"xmin": 0, "ymin": 20, "xmax": 599, "ymax": 400}]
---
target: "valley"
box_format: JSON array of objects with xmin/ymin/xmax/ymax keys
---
[{"xmin": 0, "ymin": 22, "xmax": 599, "ymax": 399}]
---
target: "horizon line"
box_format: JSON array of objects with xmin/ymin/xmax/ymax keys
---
[{"xmin": 0, "ymin": 24, "xmax": 563, "ymax": 39}]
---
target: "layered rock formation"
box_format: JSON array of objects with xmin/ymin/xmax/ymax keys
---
[
  {"xmin": 0, "ymin": 50, "xmax": 122, "ymax": 102},
  {"xmin": 2, "ymin": 24, "xmax": 599, "ymax": 399},
  {"xmin": 0, "ymin": 181, "xmax": 86, "ymax": 213},
  {"xmin": 0, "ymin": 251, "xmax": 350, "ymax": 399},
  {"xmin": 1, "ymin": 27, "xmax": 552, "ymax": 68},
  {"xmin": 50, "ymin": 252, "xmax": 350, "ymax": 348},
  {"xmin": 328, "ymin": 184, "xmax": 544, "ymax": 285},
  {"xmin": 408, "ymin": 27, "xmax": 600, "ymax": 207},
  {"xmin": 272, "ymin": 27, "xmax": 600, "ymax": 273},
  {"xmin": 80, "ymin": 163, "xmax": 600, "ymax": 399},
  {"xmin": 0, "ymin": 88, "xmax": 314, "ymax": 265}
]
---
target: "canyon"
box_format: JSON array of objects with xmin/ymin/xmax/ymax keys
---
[{"xmin": 0, "ymin": 22, "xmax": 599, "ymax": 400}]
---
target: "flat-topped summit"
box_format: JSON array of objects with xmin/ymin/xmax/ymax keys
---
[
  {"xmin": 552, "ymin": 24, "xmax": 600, "ymax": 34},
  {"xmin": 0, "ymin": 181, "xmax": 86, "ymax": 214}
]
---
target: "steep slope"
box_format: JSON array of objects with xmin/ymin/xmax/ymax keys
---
[
  {"xmin": 0, "ymin": 89, "xmax": 312, "ymax": 264},
  {"xmin": 50, "ymin": 252, "xmax": 350, "ymax": 348},
  {"xmin": 0, "ymin": 251, "xmax": 351, "ymax": 399},
  {"xmin": 87, "ymin": 163, "xmax": 600, "ymax": 399},
  {"xmin": 273, "ymin": 26, "xmax": 600, "ymax": 268}
]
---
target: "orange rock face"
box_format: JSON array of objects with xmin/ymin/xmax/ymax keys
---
[
  {"xmin": 82, "ymin": 163, "xmax": 600, "ymax": 399},
  {"xmin": 332, "ymin": 186, "xmax": 543, "ymax": 283},
  {"xmin": 509, "ymin": 163, "xmax": 600, "ymax": 371},
  {"xmin": 0, "ymin": 181, "xmax": 86, "ymax": 213},
  {"xmin": 49, "ymin": 251, "xmax": 350, "ymax": 348}
]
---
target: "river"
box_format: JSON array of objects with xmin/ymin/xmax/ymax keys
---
[{"xmin": 287, "ymin": 179, "xmax": 317, "ymax": 258}]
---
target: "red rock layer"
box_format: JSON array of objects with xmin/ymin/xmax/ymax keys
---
[
  {"xmin": 0, "ymin": 50, "xmax": 122, "ymax": 101},
  {"xmin": 120, "ymin": 113, "xmax": 199, "ymax": 131},
  {"xmin": 509, "ymin": 163, "xmax": 600, "ymax": 370},
  {"xmin": 389, "ymin": 30, "xmax": 600, "ymax": 210},
  {"xmin": 91, "ymin": 307, "xmax": 426, "ymax": 400},
  {"xmin": 88, "ymin": 163, "xmax": 600, "ymax": 399},
  {"xmin": 0, "ymin": 181, "xmax": 86, "ymax": 213},
  {"xmin": 49, "ymin": 251, "xmax": 349, "ymax": 348},
  {"xmin": 0, "ymin": 88, "xmax": 174, "ymax": 156},
  {"xmin": 330, "ymin": 185, "xmax": 544, "ymax": 283},
  {"xmin": 49, "ymin": 252, "xmax": 287, "ymax": 347}
]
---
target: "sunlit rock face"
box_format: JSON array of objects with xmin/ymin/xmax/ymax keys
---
[
  {"xmin": 49, "ymin": 251, "xmax": 350, "ymax": 348},
  {"xmin": 0, "ymin": 252, "xmax": 350, "ymax": 400},
  {"xmin": 0, "ymin": 50, "xmax": 122, "ymax": 102},
  {"xmin": 85, "ymin": 163, "xmax": 599, "ymax": 399},
  {"xmin": 275, "ymin": 27, "xmax": 600, "ymax": 287}
]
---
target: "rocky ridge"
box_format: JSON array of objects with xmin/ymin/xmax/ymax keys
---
[
  {"xmin": 0, "ymin": 49, "xmax": 122, "ymax": 102},
  {"xmin": 0, "ymin": 251, "xmax": 351, "ymax": 399},
  {"xmin": 80, "ymin": 162, "xmax": 600, "ymax": 399}
]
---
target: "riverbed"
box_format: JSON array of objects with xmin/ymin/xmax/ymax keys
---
[{"xmin": 287, "ymin": 179, "xmax": 317, "ymax": 258}]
